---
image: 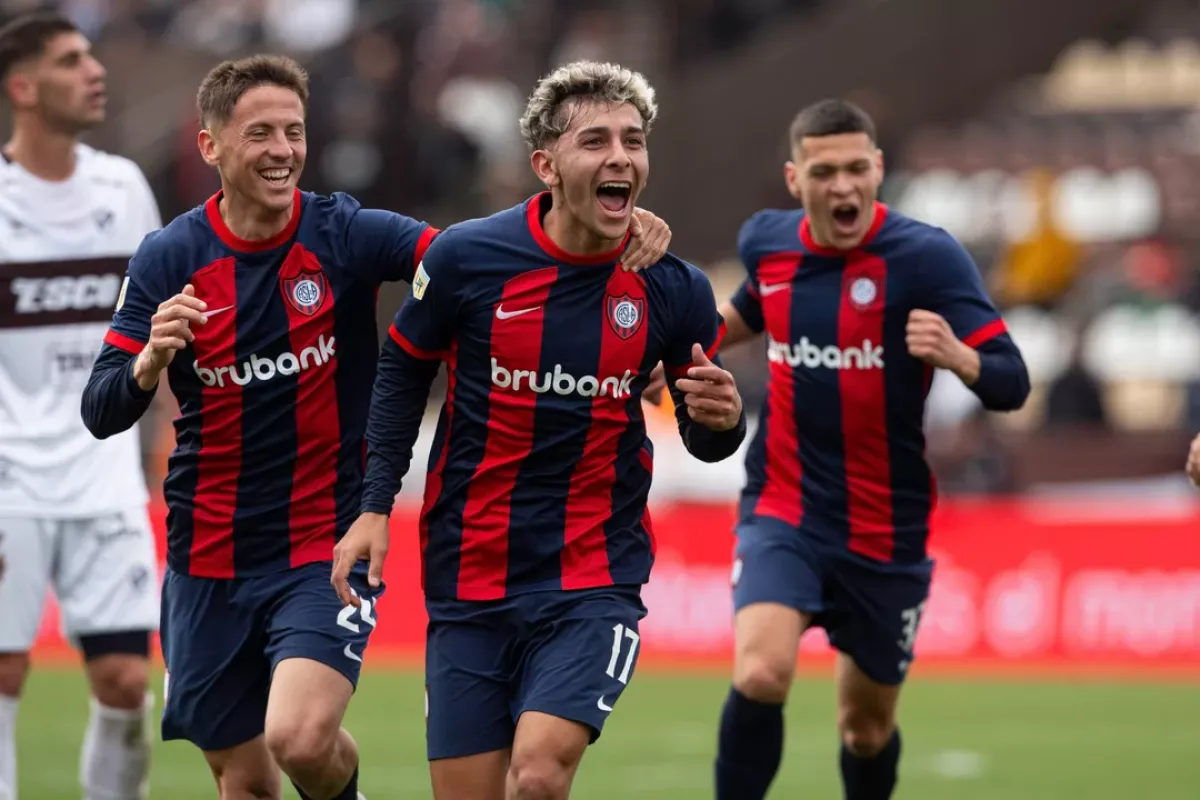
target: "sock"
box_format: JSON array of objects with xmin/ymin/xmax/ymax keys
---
[
  {"xmin": 0, "ymin": 694, "xmax": 18, "ymax": 800},
  {"xmin": 714, "ymin": 687, "xmax": 784, "ymax": 800},
  {"xmin": 79, "ymin": 692, "xmax": 153, "ymax": 800},
  {"xmin": 290, "ymin": 764, "xmax": 359, "ymax": 800},
  {"xmin": 840, "ymin": 728, "xmax": 901, "ymax": 800}
]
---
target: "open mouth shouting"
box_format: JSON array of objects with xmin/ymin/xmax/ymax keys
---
[
  {"xmin": 831, "ymin": 202, "xmax": 861, "ymax": 236},
  {"xmin": 596, "ymin": 180, "xmax": 632, "ymax": 219}
]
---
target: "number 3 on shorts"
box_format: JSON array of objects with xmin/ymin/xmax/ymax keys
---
[
  {"xmin": 605, "ymin": 623, "xmax": 640, "ymax": 684},
  {"xmin": 898, "ymin": 601, "xmax": 925, "ymax": 654}
]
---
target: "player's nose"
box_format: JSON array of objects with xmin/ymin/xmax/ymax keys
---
[{"xmin": 605, "ymin": 143, "xmax": 633, "ymax": 170}]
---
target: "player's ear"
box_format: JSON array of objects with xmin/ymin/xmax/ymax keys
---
[
  {"xmin": 530, "ymin": 148, "xmax": 559, "ymax": 189},
  {"xmin": 783, "ymin": 161, "xmax": 803, "ymax": 201},
  {"xmin": 197, "ymin": 128, "xmax": 220, "ymax": 167},
  {"xmin": 874, "ymin": 147, "xmax": 885, "ymax": 181},
  {"xmin": 4, "ymin": 71, "xmax": 36, "ymax": 109}
]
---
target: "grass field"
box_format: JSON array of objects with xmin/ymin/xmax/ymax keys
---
[{"xmin": 13, "ymin": 665, "xmax": 1200, "ymax": 798}]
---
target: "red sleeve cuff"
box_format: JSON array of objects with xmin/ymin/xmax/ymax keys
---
[
  {"xmin": 963, "ymin": 318, "xmax": 1007, "ymax": 349},
  {"xmin": 104, "ymin": 329, "xmax": 144, "ymax": 355}
]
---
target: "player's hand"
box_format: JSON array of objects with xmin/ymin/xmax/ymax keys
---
[
  {"xmin": 642, "ymin": 361, "xmax": 667, "ymax": 406},
  {"xmin": 673, "ymin": 344, "xmax": 742, "ymax": 430},
  {"xmin": 135, "ymin": 284, "xmax": 207, "ymax": 388},
  {"xmin": 331, "ymin": 512, "xmax": 389, "ymax": 608},
  {"xmin": 1185, "ymin": 433, "xmax": 1200, "ymax": 487},
  {"xmin": 623, "ymin": 208, "xmax": 671, "ymax": 272},
  {"xmin": 906, "ymin": 309, "xmax": 975, "ymax": 376}
]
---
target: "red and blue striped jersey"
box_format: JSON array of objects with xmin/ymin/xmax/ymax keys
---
[
  {"xmin": 728, "ymin": 203, "xmax": 1028, "ymax": 564},
  {"xmin": 362, "ymin": 192, "xmax": 744, "ymax": 601},
  {"xmin": 82, "ymin": 189, "xmax": 436, "ymax": 578}
]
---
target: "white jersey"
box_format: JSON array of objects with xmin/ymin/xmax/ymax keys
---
[{"xmin": 0, "ymin": 143, "xmax": 162, "ymax": 517}]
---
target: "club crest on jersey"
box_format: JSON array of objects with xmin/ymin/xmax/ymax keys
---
[
  {"xmin": 848, "ymin": 276, "xmax": 880, "ymax": 311},
  {"xmin": 281, "ymin": 271, "xmax": 328, "ymax": 317},
  {"xmin": 607, "ymin": 294, "xmax": 645, "ymax": 340}
]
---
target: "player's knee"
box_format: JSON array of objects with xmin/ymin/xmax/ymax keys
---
[
  {"xmin": 87, "ymin": 654, "xmax": 150, "ymax": 709},
  {"xmin": 507, "ymin": 755, "xmax": 573, "ymax": 800},
  {"xmin": 733, "ymin": 652, "xmax": 793, "ymax": 703},
  {"xmin": 264, "ymin": 717, "xmax": 336, "ymax": 778},
  {"xmin": 0, "ymin": 652, "xmax": 30, "ymax": 697},
  {"xmin": 838, "ymin": 707, "xmax": 895, "ymax": 758}
]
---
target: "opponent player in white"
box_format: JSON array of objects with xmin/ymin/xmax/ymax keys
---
[{"xmin": 0, "ymin": 12, "xmax": 162, "ymax": 799}]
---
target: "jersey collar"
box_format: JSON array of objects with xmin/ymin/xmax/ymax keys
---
[
  {"xmin": 525, "ymin": 191, "xmax": 631, "ymax": 266},
  {"xmin": 206, "ymin": 188, "xmax": 302, "ymax": 253},
  {"xmin": 800, "ymin": 202, "xmax": 888, "ymax": 256}
]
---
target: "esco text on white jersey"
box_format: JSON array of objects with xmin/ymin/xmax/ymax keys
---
[{"xmin": 0, "ymin": 143, "xmax": 161, "ymax": 517}]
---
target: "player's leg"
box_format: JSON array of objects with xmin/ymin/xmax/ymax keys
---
[
  {"xmin": 0, "ymin": 518, "xmax": 53, "ymax": 800},
  {"xmin": 506, "ymin": 587, "xmax": 646, "ymax": 800},
  {"xmin": 159, "ymin": 567, "xmax": 281, "ymax": 798},
  {"xmin": 265, "ymin": 658, "xmax": 359, "ymax": 798},
  {"xmin": 834, "ymin": 654, "xmax": 904, "ymax": 800},
  {"xmin": 826, "ymin": 556, "xmax": 931, "ymax": 800},
  {"xmin": 715, "ymin": 517, "xmax": 825, "ymax": 800},
  {"xmin": 56, "ymin": 510, "xmax": 161, "ymax": 799},
  {"xmin": 426, "ymin": 603, "xmax": 518, "ymax": 800},
  {"xmin": 262, "ymin": 561, "xmax": 384, "ymax": 800}
]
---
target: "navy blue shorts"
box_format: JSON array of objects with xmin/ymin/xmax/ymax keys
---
[
  {"xmin": 732, "ymin": 515, "xmax": 932, "ymax": 686},
  {"xmin": 424, "ymin": 586, "xmax": 646, "ymax": 760},
  {"xmin": 159, "ymin": 560, "xmax": 383, "ymax": 751}
]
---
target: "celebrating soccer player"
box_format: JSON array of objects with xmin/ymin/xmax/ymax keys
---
[
  {"xmin": 81, "ymin": 54, "xmax": 671, "ymax": 800},
  {"xmin": 0, "ymin": 13, "xmax": 163, "ymax": 799},
  {"xmin": 709, "ymin": 100, "xmax": 1030, "ymax": 800},
  {"xmin": 330, "ymin": 60, "xmax": 747, "ymax": 800}
]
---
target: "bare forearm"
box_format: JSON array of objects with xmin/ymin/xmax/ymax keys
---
[{"xmin": 717, "ymin": 302, "xmax": 760, "ymax": 350}]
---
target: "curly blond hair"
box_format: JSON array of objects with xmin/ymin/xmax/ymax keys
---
[{"xmin": 519, "ymin": 60, "xmax": 657, "ymax": 151}]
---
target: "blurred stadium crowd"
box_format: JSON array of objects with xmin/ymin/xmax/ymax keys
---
[{"xmin": 5, "ymin": 0, "xmax": 1199, "ymax": 496}]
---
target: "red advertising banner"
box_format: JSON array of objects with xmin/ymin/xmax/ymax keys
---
[{"xmin": 31, "ymin": 498, "xmax": 1200, "ymax": 675}]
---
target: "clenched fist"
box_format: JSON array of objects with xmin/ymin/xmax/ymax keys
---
[
  {"xmin": 134, "ymin": 284, "xmax": 207, "ymax": 390},
  {"xmin": 906, "ymin": 309, "xmax": 979, "ymax": 382}
]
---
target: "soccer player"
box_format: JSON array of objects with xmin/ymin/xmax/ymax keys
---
[
  {"xmin": 330, "ymin": 60, "xmax": 748, "ymax": 800},
  {"xmin": 0, "ymin": 13, "xmax": 162, "ymax": 799},
  {"xmin": 710, "ymin": 99, "xmax": 1030, "ymax": 800},
  {"xmin": 80, "ymin": 54, "xmax": 671, "ymax": 800}
]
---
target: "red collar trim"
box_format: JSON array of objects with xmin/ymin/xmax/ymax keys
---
[
  {"xmin": 205, "ymin": 189, "xmax": 301, "ymax": 252},
  {"xmin": 525, "ymin": 192, "xmax": 630, "ymax": 266},
  {"xmin": 799, "ymin": 202, "xmax": 888, "ymax": 255}
]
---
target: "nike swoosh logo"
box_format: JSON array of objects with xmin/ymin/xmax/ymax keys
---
[
  {"xmin": 343, "ymin": 644, "xmax": 362, "ymax": 663},
  {"xmin": 496, "ymin": 305, "xmax": 540, "ymax": 320},
  {"xmin": 204, "ymin": 304, "xmax": 236, "ymax": 317},
  {"xmin": 597, "ymin": 695, "xmax": 612, "ymax": 712},
  {"xmin": 759, "ymin": 283, "xmax": 790, "ymax": 296}
]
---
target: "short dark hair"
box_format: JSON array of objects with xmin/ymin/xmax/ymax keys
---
[
  {"xmin": 0, "ymin": 12, "xmax": 78, "ymax": 87},
  {"xmin": 196, "ymin": 54, "xmax": 309, "ymax": 129},
  {"xmin": 789, "ymin": 99, "xmax": 876, "ymax": 147}
]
